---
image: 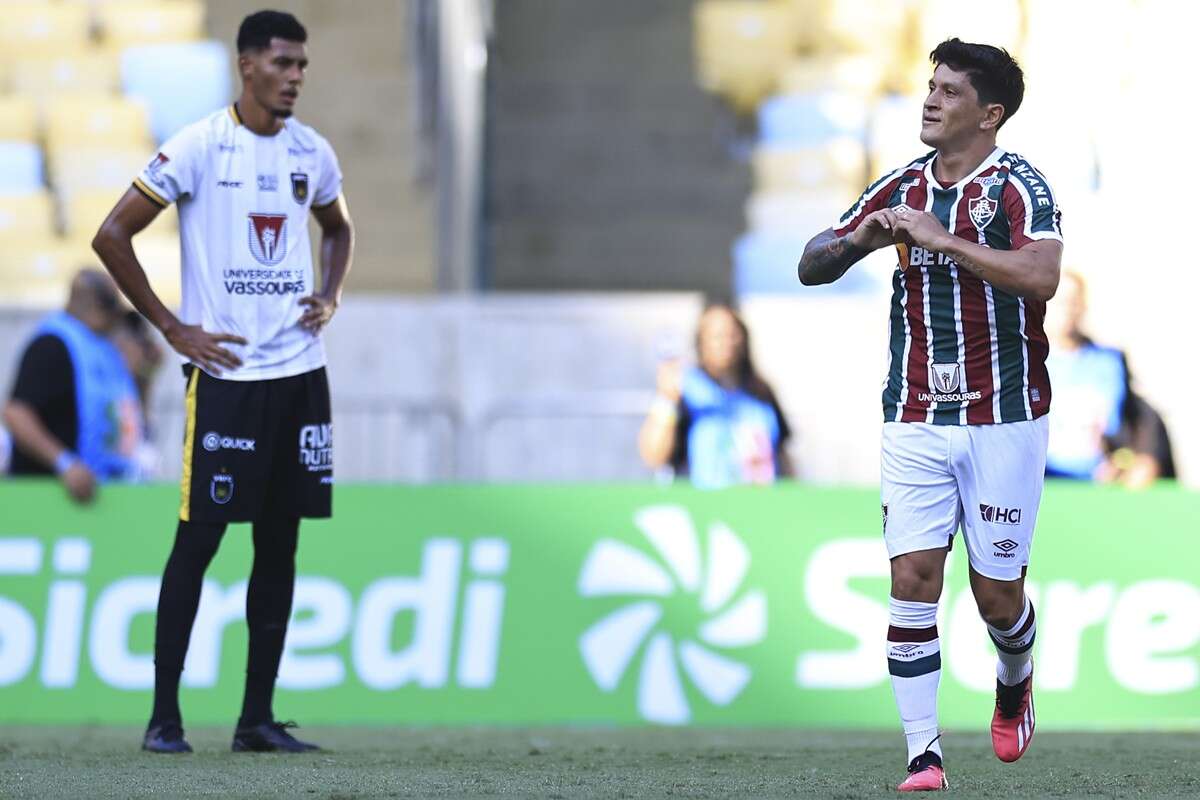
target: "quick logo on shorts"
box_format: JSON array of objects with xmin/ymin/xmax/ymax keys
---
[
  {"xmin": 980, "ymin": 504, "xmax": 1022, "ymax": 525},
  {"xmin": 248, "ymin": 213, "xmax": 288, "ymax": 266},
  {"xmin": 202, "ymin": 431, "xmax": 255, "ymax": 452},
  {"xmin": 299, "ymin": 423, "xmax": 333, "ymax": 472}
]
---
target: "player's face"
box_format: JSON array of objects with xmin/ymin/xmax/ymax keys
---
[
  {"xmin": 697, "ymin": 308, "xmax": 743, "ymax": 376},
  {"xmin": 246, "ymin": 38, "xmax": 308, "ymax": 118},
  {"xmin": 920, "ymin": 64, "xmax": 993, "ymax": 149}
]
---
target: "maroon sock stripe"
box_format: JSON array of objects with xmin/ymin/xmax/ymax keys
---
[{"xmin": 888, "ymin": 625, "xmax": 938, "ymax": 643}]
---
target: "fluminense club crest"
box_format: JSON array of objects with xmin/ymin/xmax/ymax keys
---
[
  {"xmin": 247, "ymin": 213, "xmax": 288, "ymax": 266},
  {"xmin": 968, "ymin": 196, "xmax": 998, "ymax": 230}
]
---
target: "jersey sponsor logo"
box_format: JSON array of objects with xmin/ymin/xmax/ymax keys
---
[
  {"xmin": 1010, "ymin": 162, "xmax": 1053, "ymax": 208},
  {"xmin": 969, "ymin": 196, "xmax": 998, "ymax": 230},
  {"xmin": 931, "ymin": 362, "xmax": 962, "ymax": 394},
  {"xmin": 896, "ymin": 179, "xmax": 920, "ymax": 205},
  {"xmin": 299, "ymin": 423, "xmax": 333, "ymax": 472},
  {"xmin": 202, "ymin": 431, "xmax": 255, "ymax": 452},
  {"xmin": 146, "ymin": 152, "xmax": 169, "ymax": 188},
  {"xmin": 257, "ymin": 175, "xmax": 278, "ymax": 192},
  {"xmin": 982, "ymin": 505, "xmax": 1023, "ymax": 526},
  {"xmin": 291, "ymin": 172, "xmax": 309, "ymax": 203},
  {"xmin": 216, "ymin": 180, "xmax": 243, "ymax": 188},
  {"xmin": 247, "ymin": 213, "xmax": 288, "ymax": 266},
  {"xmin": 210, "ymin": 472, "xmax": 234, "ymax": 504},
  {"xmin": 973, "ymin": 175, "xmax": 1004, "ymax": 188},
  {"xmin": 907, "ymin": 246, "xmax": 959, "ymax": 268}
]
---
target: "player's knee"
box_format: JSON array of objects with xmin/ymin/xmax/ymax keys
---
[
  {"xmin": 890, "ymin": 568, "xmax": 939, "ymax": 602},
  {"xmin": 975, "ymin": 593, "xmax": 1023, "ymax": 630}
]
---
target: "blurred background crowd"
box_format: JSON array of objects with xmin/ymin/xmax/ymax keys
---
[{"xmin": 0, "ymin": 0, "xmax": 1192, "ymax": 495}]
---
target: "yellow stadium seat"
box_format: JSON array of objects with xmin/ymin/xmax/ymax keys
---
[
  {"xmin": 131, "ymin": 231, "xmax": 181, "ymax": 306},
  {"xmin": 48, "ymin": 145, "xmax": 151, "ymax": 197},
  {"xmin": 0, "ymin": 191, "xmax": 56, "ymax": 240},
  {"xmin": 752, "ymin": 140, "xmax": 867, "ymax": 193},
  {"xmin": 63, "ymin": 186, "xmax": 176, "ymax": 243},
  {"xmin": 778, "ymin": 55, "xmax": 889, "ymax": 98},
  {"xmin": 44, "ymin": 95, "xmax": 152, "ymax": 150},
  {"xmin": 0, "ymin": 96, "xmax": 39, "ymax": 142},
  {"xmin": 0, "ymin": 4, "xmax": 92, "ymax": 58},
  {"xmin": 0, "ymin": 239, "xmax": 95, "ymax": 307},
  {"xmin": 8, "ymin": 51, "xmax": 122, "ymax": 98},
  {"xmin": 96, "ymin": 1, "xmax": 206, "ymax": 48},
  {"xmin": 694, "ymin": 0, "xmax": 798, "ymax": 113}
]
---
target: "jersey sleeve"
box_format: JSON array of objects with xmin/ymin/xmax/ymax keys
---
[
  {"xmin": 1002, "ymin": 161, "xmax": 1063, "ymax": 248},
  {"xmin": 132, "ymin": 124, "xmax": 204, "ymax": 208},
  {"xmin": 312, "ymin": 138, "xmax": 343, "ymax": 209},
  {"xmin": 832, "ymin": 170, "xmax": 905, "ymax": 237}
]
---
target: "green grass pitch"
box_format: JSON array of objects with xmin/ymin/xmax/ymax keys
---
[{"xmin": 1, "ymin": 727, "xmax": 1196, "ymax": 798}]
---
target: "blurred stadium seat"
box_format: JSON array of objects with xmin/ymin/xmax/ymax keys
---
[
  {"xmin": 121, "ymin": 40, "xmax": 231, "ymax": 143},
  {"xmin": 733, "ymin": 231, "xmax": 877, "ymax": 296},
  {"xmin": 0, "ymin": 96, "xmax": 39, "ymax": 142},
  {"xmin": 48, "ymin": 146, "xmax": 150, "ymax": 198},
  {"xmin": 0, "ymin": 191, "xmax": 56, "ymax": 240},
  {"xmin": 131, "ymin": 231, "xmax": 182, "ymax": 306},
  {"xmin": 745, "ymin": 191, "xmax": 843, "ymax": 234},
  {"xmin": 0, "ymin": 3, "xmax": 91, "ymax": 57},
  {"xmin": 751, "ymin": 141, "xmax": 866, "ymax": 193},
  {"xmin": 693, "ymin": 0, "xmax": 798, "ymax": 113},
  {"xmin": 0, "ymin": 142, "xmax": 45, "ymax": 194},
  {"xmin": 44, "ymin": 94, "xmax": 153, "ymax": 151},
  {"xmin": 757, "ymin": 91, "xmax": 868, "ymax": 146},
  {"xmin": 8, "ymin": 52, "xmax": 123, "ymax": 99},
  {"xmin": 63, "ymin": 187, "xmax": 177, "ymax": 243},
  {"xmin": 0, "ymin": 239, "xmax": 93, "ymax": 306},
  {"xmin": 95, "ymin": 0, "xmax": 206, "ymax": 49}
]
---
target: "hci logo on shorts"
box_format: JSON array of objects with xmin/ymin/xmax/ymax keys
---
[
  {"xmin": 980, "ymin": 503, "xmax": 1021, "ymax": 525},
  {"xmin": 248, "ymin": 213, "xmax": 288, "ymax": 266},
  {"xmin": 210, "ymin": 473, "xmax": 234, "ymax": 505}
]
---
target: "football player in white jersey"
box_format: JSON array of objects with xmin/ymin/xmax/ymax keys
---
[{"xmin": 92, "ymin": 10, "xmax": 354, "ymax": 754}]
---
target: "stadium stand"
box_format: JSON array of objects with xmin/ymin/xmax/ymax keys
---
[{"xmin": 0, "ymin": 0, "xmax": 220, "ymax": 307}]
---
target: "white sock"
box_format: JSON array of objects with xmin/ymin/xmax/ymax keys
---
[
  {"xmin": 987, "ymin": 597, "xmax": 1036, "ymax": 686},
  {"xmin": 888, "ymin": 597, "xmax": 942, "ymax": 763}
]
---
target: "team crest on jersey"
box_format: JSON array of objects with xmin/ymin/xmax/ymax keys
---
[
  {"xmin": 210, "ymin": 473, "xmax": 234, "ymax": 505},
  {"xmin": 931, "ymin": 362, "xmax": 962, "ymax": 394},
  {"xmin": 291, "ymin": 172, "xmax": 309, "ymax": 203},
  {"xmin": 146, "ymin": 152, "xmax": 170, "ymax": 188},
  {"xmin": 247, "ymin": 213, "xmax": 288, "ymax": 266},
  {"xmin": 968, "ymin": 196, "xmax": 998, "ymax": 230}
]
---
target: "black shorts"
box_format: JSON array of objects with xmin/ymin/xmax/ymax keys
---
[{"xmin": 179, "ymin": 365, "xmax": 332, "ymax": 523}]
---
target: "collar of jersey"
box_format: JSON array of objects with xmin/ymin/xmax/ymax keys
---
[{"xmin": 924, "ymin": 145, "xmax": 1002, "ymax": 191}]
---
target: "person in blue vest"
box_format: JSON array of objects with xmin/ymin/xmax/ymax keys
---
[
  {"xmin": 639, "ymin": 303, "xmax": 793, "ymax": 487},
  {"xmin": 3, "ymin": 270, "xmax": 144, "ymax": 502},
  {"xmin": 1044, "ymin": 270, "xmax": 1175, "ymax": 486}
]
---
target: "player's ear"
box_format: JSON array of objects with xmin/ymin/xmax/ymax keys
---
[
  {"xmin": 980, "ymin": 103, "xmax": 1005, "ymax": 133},
  {"xmin": 238, "ymin": 51, "xmax": 255, "ymax": 82}
]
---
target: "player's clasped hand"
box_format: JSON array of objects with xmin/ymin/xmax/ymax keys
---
[
  {"xmin": 298, "ymin": 293, "xmax": 338, "ymax": 335},
  {"xmin": 848, "ymin": 208, "xmax": 902, "ymax": 251},
  {"xmin": 891, "ymin": 206, "xmax": 952, "ymax": 250},
  {"xmin": 163, "ymin": 321, "xmax": 247, "ymax": 376}
]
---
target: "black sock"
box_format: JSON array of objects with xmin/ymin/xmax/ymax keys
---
[
  {"xmin": 150, "ymin": 519, "xmax": 226, "ymax": 728},
  {"xmin": 238, "ymin": 516, "xmax": 299, "ymax": 728}
]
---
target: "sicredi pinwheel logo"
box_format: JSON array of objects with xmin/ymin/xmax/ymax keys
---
[{"xmin": 577, "ymin": 506, "xmax": 767, "ymax": 724}]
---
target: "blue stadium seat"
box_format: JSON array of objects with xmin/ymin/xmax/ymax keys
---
[
  {"xmin": 757, "ymin": 92, "xmax": 867, "ymax": 147},
  {"xmin": 120, "ymin": 41, "xmax": 232, "ymax": 143},
  {"xmin": 0, "ymin": 143, "xmax": 44, "ymax": 194},
  {"xmin": 732, "ymin": 231, "xmax": 879, "ymax": 296}
]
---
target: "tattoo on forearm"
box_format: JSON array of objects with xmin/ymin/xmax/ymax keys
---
[{"xmin": 798, "ymin": 231, "xmax": 868, "ymax": 285}]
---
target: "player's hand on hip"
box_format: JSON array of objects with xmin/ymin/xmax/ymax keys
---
[
  {"xmin": 163, "ymin": 321, "xmax": 247, "ymax": 375},
  {"xmin": 891, "ymin": 207, "xmax": 952, "ymax": 250},
  {"xmin": 61, "ymin": 462, "xmax": 96, "ymax": 504},
  {"xmin": 298, "ymin": 293, "xmax": 338, "ymax": 335},
  {"xmin": 848, "ymin": 208, "xmax": 901, "ymax": 252}
]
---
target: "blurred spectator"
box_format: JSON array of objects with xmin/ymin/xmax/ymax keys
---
[
  {"xmin": 1045, "ymin": 271, "xmax": 1175, "ymax": 488},
  {"xmin": 110, "ymin": 309, "xmax": 165, "ymax": 477},
  {"xmin": 639, "ymin": 303, "xmax": 792, "ymax": 487},
  {"xmin": 2, "ymin": 270, "xmax": 145, "ymax": 502}
]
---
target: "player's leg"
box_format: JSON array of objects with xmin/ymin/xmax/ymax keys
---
[
  {"xmin": 143, "ymin": 519, "xmax": 226, "ymax": 753},
  {"xmin": 232, "ymin": 369, "xmax": 329, "ymax": 753},
  {"xmin": 881, "ymin": 421, "xmax": 957, "ymax": 791},
  {"xmin": 954, "ymin": 417, "xmax": 1048, "ymax": 762},
  {"xmin": 239, "ymin": 515, "xmax": 299, "ymax": 728}
]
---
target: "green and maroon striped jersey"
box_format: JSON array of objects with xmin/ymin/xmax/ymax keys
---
[{"xmin": 834, "ymin": 147, "xmax": 1063, "ymax": 426}]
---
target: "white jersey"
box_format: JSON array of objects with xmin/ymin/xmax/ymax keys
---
[{"xmin": 134, "ymin": 104, "xmax": 342, "ymax": 381}]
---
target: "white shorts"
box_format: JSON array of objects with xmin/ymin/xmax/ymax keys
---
[{"xmin": 880, "ymin": 417, "xmax": 1049, "ymax": 581}]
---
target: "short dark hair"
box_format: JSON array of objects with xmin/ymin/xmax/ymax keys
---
[
  {"xmin": 237, "ymin": 10, "xmax": 307, "ymax": 53},
  {"xmin": 930, "ymin": 38, "xmax": 1024, "ymax": 128}
]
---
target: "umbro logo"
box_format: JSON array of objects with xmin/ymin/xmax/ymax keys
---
[
  {"xmin": 993, "ymin": 539, "xmax": 1019, "ymax": 552},
  {"xmin": 893, "ymin": 643, "xmax": 920, "ymax": 653}
]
